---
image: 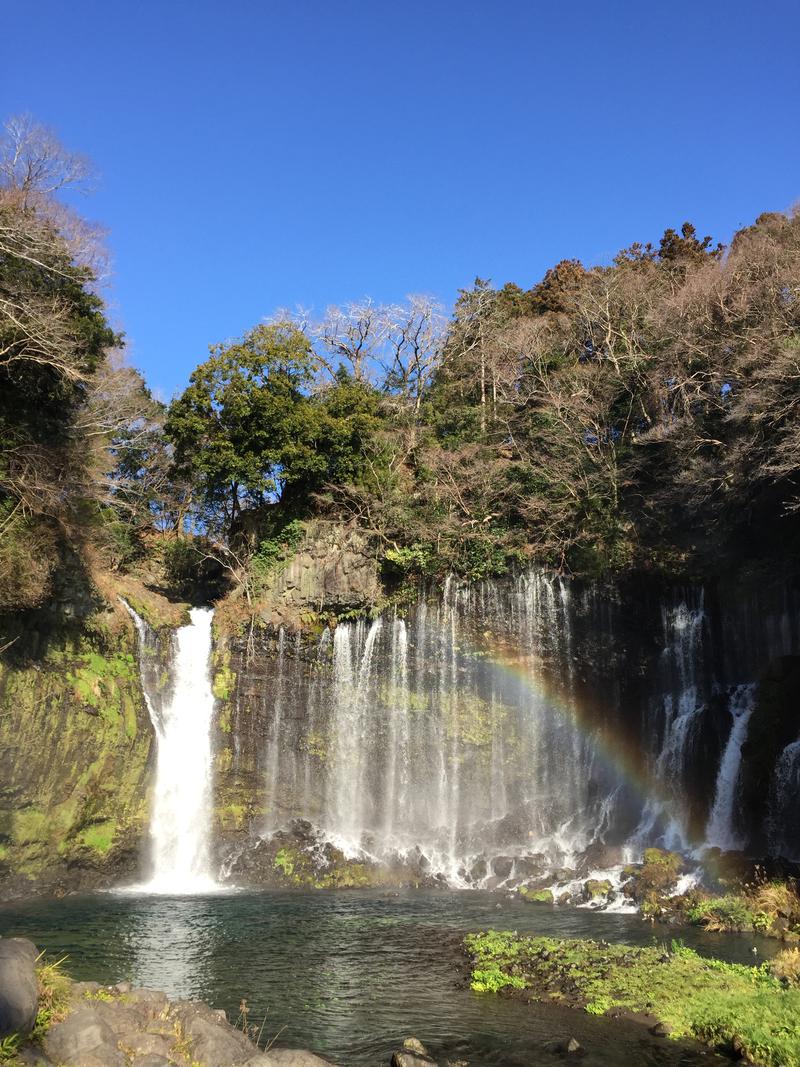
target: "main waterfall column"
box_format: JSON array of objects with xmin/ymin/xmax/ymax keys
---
[{"xmin": 128, "ymin": 605, "xmax": 219, "ymax": 894}]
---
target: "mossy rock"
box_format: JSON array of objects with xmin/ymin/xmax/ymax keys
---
[{"xmin": 519, "ymin": 886, "xmax": 553, "ymax": 903}]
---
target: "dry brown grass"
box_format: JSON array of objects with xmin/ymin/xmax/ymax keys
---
[{"xmin": 770, "ymin": 947, "xmax": 800, "ymax": 985}]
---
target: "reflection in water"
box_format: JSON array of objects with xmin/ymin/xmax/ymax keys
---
[
  {"xmin": 0, "ymin": 889, "xmax": 766, "ymax": 1066},
  {"xmin": 122, "ymin": 895, "xmax": 222, "ymax": 1002}
]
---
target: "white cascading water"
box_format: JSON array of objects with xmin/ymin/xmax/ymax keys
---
[
  {"xmin": 768, "ymin": 738, "xmax": 800, "ymax": 860},
  {"xmin": 629, "ymin": 597, "xmax": 705, "ymax": 851},
  {"xmin": 261, "ymin": 572, "xmax": 629, "ymax": 882},
  {"xmin": 705, "ymin": 684, "xmax": 756, "ymax": 851},
  {"xmin": 125, "ymin": 604, "xmax": 218, "ymax": 893},
  {"xmin": 244, "ymin": 569, "xmax": 800, "ymax": 882}
]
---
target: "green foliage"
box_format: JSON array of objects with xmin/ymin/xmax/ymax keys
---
[
  {"xmin": 686, "ymin": 895, "xmax": 757, "ymax": 932},
  {"xmin": 465, "ymin": 931, "xmax": 800, "ymax": 1067},
  {"xmin": 0, "ymin": 1035, "xmax": 20, "ymax": 1062},
  {"xmin": 465, "ymin": 932, "xmax": 526, "ymax": 993},
  {"xmin": 251, "ymin": 518, "xmax": 306, "ymax": 581}
]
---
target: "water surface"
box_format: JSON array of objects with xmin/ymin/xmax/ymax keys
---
[{"xmin": 1, "ymin": 889, "xmax": 770, "ymax": 1065}]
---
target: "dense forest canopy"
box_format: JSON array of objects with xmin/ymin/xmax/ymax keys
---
[{"xmin": 2, "ymin": 115, "xmax": 799, "ymax": 615}]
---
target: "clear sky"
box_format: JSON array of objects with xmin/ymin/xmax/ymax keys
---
[{"xmin": 3, "ymin": 0, "xmax": 799, "ymax": 398}]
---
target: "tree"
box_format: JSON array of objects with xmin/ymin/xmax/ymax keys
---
[{"xmin": 165, "ymin": 323, "xmax": 320, "ymax": 538}]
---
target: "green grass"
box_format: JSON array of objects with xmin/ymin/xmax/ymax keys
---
[{"xmin": 464, "ymin": 931, "xmax": 800, "ymax": 1067}]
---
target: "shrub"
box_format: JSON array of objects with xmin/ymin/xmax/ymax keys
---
[{"xmin": 687, "ymin": 895, "xmax": 756, "ymax": 932}]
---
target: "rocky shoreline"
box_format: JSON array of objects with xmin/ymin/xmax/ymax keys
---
[{"xmin": 0, "ymin": 938, "xmax": 468, "ymax": 1067}]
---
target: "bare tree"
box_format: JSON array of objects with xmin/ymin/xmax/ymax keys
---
[
  {"xmin": 379, "ymin": 295, "xmax": 447, "ymax": 415},
  {"xmin": 0, "ymin": 114, "xmax": 92, "ymax": 202}
]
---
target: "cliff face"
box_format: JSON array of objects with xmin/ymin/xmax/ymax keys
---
[
  {"xmin": 0, "ymin": 568, "xmax": 186, "ymax": 899},
  {"xmin": 2, "ymin": 518, "xmax": 800, "ymax": 900}
]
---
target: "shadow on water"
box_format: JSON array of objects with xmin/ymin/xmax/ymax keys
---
[{"xmin": 0, "ymin": 888, "xmax": 775, "ymax": 1066}]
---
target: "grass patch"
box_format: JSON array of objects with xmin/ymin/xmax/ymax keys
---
[
  {"xmin": 31, "ymin": 954, "xmax": 71, "ymax": 1045},
  {"xmin": 464, "ymin": 931, "xmax": 800, "ymax": 1067}
]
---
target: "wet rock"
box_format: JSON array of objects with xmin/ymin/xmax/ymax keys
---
[
  {"xmin": 402, "ymin": 1037, "xmax": 429, "ymax": 1055},
  {"xmin": 625, "ymin": 849, "xmax": 683, "ymax": 903},
  {"xmin": 575, "ymin": 843, "xmax": 625, "ymax": 874},
  {"xmin": 649, "ymin": 1021, "xmax": 671, "ymax": 1037},
  {"xmin": 512, "ymin": 853, "xmax": 547, "ymax": 879},
  {"xmin": 131, "ymin": 1056, "xmax": 171, "ymax": 1067},
  {"xmin": 17, "ymin": 1048, "xmax": 53, "ymax": 1066},
  {"xmin": 582, "ymin": 879, "xmax": 612, "ymax": 903},
  {"xmin": 491, "ymin": 856, "xmax": 514, "ymax": 879},
  {"xmin": 468, "ymin": 858, "xmax": 488, "ymax": 882},
  {"xmin": 544, "ymin": 1036, "xmax": 583, "ymax": 1055},
  {"xmin": 0, "ymin": 938, "xmax": 39, "ymax": 1038}
]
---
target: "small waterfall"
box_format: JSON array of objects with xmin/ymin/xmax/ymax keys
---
[
  {"xmin": 630, "ymin": 596, "xmax": 705, "ymax": 850},
  {"xmin": 126, "ymin": 603, "xmax": 218, "ymax": 893},
  {"xmin": 324, "ymin": 618, "xmax": 383, "ymax": 850},
  {"xmin": 705, "ymin": 684, "xmax": 756, "ymax": 851},
  {"xmin": 768, "ymin": 739, "xmax": 800, "ymax": 860}
]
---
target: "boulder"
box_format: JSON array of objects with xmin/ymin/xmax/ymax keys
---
[
  {"xmin": 0, "ymin": 937, "xmax": 39, "ymax": 1038},
  {"xmin": 490, "ymin": 856, "xmax": 514, "ymax": 879},
  {"xmin": 180, "ymin": 1010, "xmax": 256, "ymax": 1066},
  {"xmin": 43, "ymin": 1004, "xmax": 126, "ymax": 1066}
]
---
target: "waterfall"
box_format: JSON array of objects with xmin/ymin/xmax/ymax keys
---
[
  {"xmin": 125, "ymin": 603, "xmax": 218, "ymax": 893},
  {"xmin": 630, "ymin": 596, "xmax": 705, "ymax": 851},
  {"xmin": 243, "ymin": 568, "xmax": 800, "ymax": 882},
  {"xmin": 768, "ymin": 739, "xmax": 800, "ymax": 860},
  {"xmin": 705, "ymin": 684, "xmax": 756, "ymax": 851}
]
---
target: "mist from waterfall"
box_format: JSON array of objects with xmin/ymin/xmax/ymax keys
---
[{"xmin": 126, "ymin": 604, "xmax": 219, "ymax": 894}]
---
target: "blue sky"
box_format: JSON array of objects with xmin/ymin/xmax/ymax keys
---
[{"xmin": 3, "ymin": 0, "xmax": 799, "ymax": 398}]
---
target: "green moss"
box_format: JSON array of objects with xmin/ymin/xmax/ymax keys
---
[
  {"xmin": 274, "ymin": 847, "xmax": 296, "ymax": 877},
  {"xmin": 465, "ymin": 932, "xmax": 800, "ymax": 1067},
  {"xmin": 0, "ymin": 611, "xmax": 152, "ymax": 881},
  {"xmin": 519, "ymin": 887, "xmax": 553, "ymax": 903},
  {"xmin": 11, "ymin": 807, "xmax": 49, "ymax": 846},
  {"xmin": 77, "ymin": 820, "xmax": 116, "ymax": 853},
  {"xmin": 584, "ymin": 879, "xmax": 612, "ymax": 899},
  {"xmin": 217, "ymin": 803, "xmax": 247, "ymax": 831},
  {"xmin": 66, "ymin": 650, "xmax": 138, "ymax": 726},
  {"xmin": 212, "ymin": 663, "xmax": 236, "ymax": 702}
]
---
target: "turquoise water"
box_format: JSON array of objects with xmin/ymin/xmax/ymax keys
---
[{"xmin": 1, "ymin": 888, "xmax": 769, "ymax": 1065}]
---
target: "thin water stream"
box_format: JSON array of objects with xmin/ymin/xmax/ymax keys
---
[{"xmin": 0, "ymin": 889, "xmax": 774, "ymax": 1066}]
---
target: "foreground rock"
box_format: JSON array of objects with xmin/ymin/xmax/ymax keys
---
[
  {"xmin": 0, "ymin": 938, "xmax": 39, "ymax": 1038},
  {"xmin": 11, "ymin": 968, "xmax": 334, "ymax": 1067}
]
